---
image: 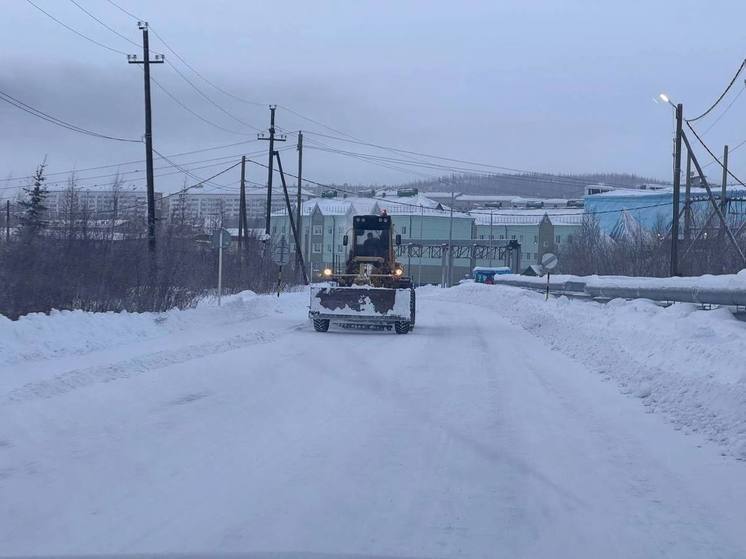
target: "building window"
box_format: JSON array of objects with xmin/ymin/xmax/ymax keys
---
[
  {"xmin": 337, "ymin": 244, "xmax": 344, "ymax": 253},
  {"xmin": 534, "ymin": 235, "xmax": 538, "ymax": 243},
  {"xmin": 312, "ymin": 243, "xmax": 322, "ymax": 253},
  {"xmin": 511, "ymin": 234, "xmax": 516, "ymax": 240},
  {"xmin": 519, "ymin": 235, "xmax": 524, "ymax": 242},
  {"xmin": 326, "ymin": 244, "xmax": 332, "ymax": 252},
  {"xmin": 272, "ymin": 225, "xmax": 277, "ymax": 234},
  {"xmin": 328, "ymin": 226, "xmax": 333, "ymax": 234},
  {"xmin": 499, "ymin": 235, "xmax": 505, "ymax": 240},
  {"xmin": 312, "ymin": 225, "xmax": 322, "ymax": 236},
  {"xmin": 402, "ymin": 226, "xmax": 407, "ymax": 235},
  {"xmin": 479, "ymin": 234, "xmax": 484, "ymax": 240},
  {"xmin": 556, "ymin": 235, "xmax": 561, "ymax": 244}
]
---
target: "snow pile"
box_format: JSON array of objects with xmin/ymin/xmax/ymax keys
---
[
  {"xmin": 436, "ymin": 283, "xmax": 746, "ymax": 459},
  {"xmin": 493, "ymin": 270, "xmax": 746, "ymax": 290},
  {"xmin": 0, "ymin": 290, "xmax": 283, "ymax": 366}
]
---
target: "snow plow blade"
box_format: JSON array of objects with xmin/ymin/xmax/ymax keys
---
[{"xmin": 309, "ymin": 286, "xmax": 412, "ymax": 325}]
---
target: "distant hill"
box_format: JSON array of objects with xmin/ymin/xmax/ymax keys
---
[{"xmin": 394, "ymin": 172, "xmax": 666, "ymax": 199}]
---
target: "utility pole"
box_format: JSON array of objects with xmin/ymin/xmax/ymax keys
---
[
  {"xmin": 489, "ymin": 211, "xmax": 494, "ymax": 267},
  {"xmin": 670, "ymin": 103, "xmax": 683, "ymax": 277},
  {"xmin": 128, "ymin": 21, "xmax": 164, "ymax": 256},
  {"xmin": 418, "ymin": 204, "xmax": 423, "ymax": 286},
  {"xmin": 258, "ymin": 105, "xmax": 286, "ymax": 239},
  {"xmin": 296, "ymin": 131, "xmax": 303, "ymax": 278},
  {"xmin": 720, "ymin": 144, "xmax": 729, "ymax": 243},
  {"xmin": 238, "ymin": 155, "xmax": 246, "ymax": 250},
  {"xmin": 684, "ymin": 151, "xmax": 692, "ymax": 242},
  {"xmin": 5, "ymin": 200, "xmax": 9, "ymax": 241},
  {"xmin": 273, "ymin": 150, "xmax": 308, "ymax": 284},
  {"xmin": 447, "ymin": 191, "xmax": 454, "ymax": 287}
]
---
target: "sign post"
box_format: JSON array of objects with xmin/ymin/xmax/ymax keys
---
[
  {"xmin": 540, "ymin": 252, "xmax": 558, "ymax": 301},
  {"xmin": 212, "ymin": 228, "xmax": 232, "ymax": 306}
]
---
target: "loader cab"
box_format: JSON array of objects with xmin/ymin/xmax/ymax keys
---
[{"xmin": 351, "ymin": 215, "xmax": 392, "ymax": 260}]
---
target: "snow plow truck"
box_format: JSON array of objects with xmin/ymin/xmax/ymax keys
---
[{"xmin": 309, "ymin": 212, "xmax": 415, "ymax": 334}]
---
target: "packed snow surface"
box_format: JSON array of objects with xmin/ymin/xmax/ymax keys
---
[{"xmin": 1, "ymin": 285, "xmax": 746, "ymax": 558}]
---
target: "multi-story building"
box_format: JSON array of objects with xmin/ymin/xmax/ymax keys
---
[
  {"xmin": 273, "ymin": 193, "xmax": 490, "ymax": 284},
  {"xmin": 472, "ymin": 209, "xmax": 583, "ymax": 266},
  {"xmin": 44, "ymin": 189, "xmax": 158, "ymax": 220},
  {"xmin": 163, "ymin": 188, "xmax": 314, "ymax": 229}
]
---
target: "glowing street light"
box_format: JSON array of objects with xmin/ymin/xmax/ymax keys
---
[{"xmin": 658, "ymin": 92, "xmax": 676, "ymax": 108}]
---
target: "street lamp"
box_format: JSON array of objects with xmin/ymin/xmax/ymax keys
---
[{"xmin": 658, "ymin": 92, "xmax": 676, "ymax": 108}]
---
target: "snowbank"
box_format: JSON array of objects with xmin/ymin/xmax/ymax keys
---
[
  {"xmin": 0, "ymin": 290, "xmax": 284, "ymax": 366},
  {"xmin": 494, "ymin": 270, "xmax": 746, "ymax": 290},
  {"xmin": 492, "ymin": 270, "xmax": 746, "ymax": 305},
  {"xmin": 435, "ymin": 283, "xmax": 746, "ymax": 459}
]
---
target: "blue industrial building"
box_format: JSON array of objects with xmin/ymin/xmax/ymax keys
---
[{"xmin": 583, "ymin": 185, "xmax": 746, "ymax": 234}]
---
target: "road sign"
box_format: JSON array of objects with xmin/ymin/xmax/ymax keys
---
[
  {"xmin": 272, "ymin": 236, "xmax": 290, "ymax": 266},
  {"xmin": 541, "ymin": 252, "xmax": 558, "ymax": 271},
  {"xmin": 211, "ymin": 228, "xmax": 232, "ymax": 250}
]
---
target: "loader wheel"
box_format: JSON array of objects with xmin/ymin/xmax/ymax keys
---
[
  {"xmin": 313, "ymin": 319, "xmax": 330, "ymax": 332},
  {"xmin": 394, "ymin": 321, "xmax": 410, "ymax": 335},
  {"xmin": 409, "ymin": 287, "xmax": 416, "ymax": 328}
]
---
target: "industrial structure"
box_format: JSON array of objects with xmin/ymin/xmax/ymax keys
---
[{"xmin": 272, "ymin": 191, "xmax": 564, "ymax": 284}]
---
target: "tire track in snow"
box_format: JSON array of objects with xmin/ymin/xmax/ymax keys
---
[{"xmin": 4, "ymin": 329, "xmax": 283, "ymax": 404}]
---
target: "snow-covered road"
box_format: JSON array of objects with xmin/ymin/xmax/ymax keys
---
[{"xmin": 2, "ymin": 287, "xmax": 745, "ymax": 558}]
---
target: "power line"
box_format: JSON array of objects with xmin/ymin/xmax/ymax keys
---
[
  {"xmin": 305, "ymin": 143, "xmax": 640, "ymax": 191},
  {"xmin": 24, "ymin": 0, "xmax": 129, "ymax": 55},
  {"xmin": 303, "ymin": 136, "xmax": 435, "ymax": 180},
  {"xmin": 301, "ymin": 131, "xmax": 645, "ymax": 189},
  {"xmin": 0, "ymin": 151, "xmax": 269, "ymax": 192},
  {"xmin": 0, "ymin": 89, "xmax": 142, "ymax": 143},
  {"xmin": 162, "ymin": 59, "xmax": 261, "ymax": 132},
  {"xmin": 105, "ymin": 0, "xmax": 140, "ymax": 21},
  {"xmin": 241, "ymin": 154, "xmax": 673, "ymax": 219},
  {"xmin": 686, "ymin": 58, "xmax": 746, "ymax": 123},
  {"xmin": 686, "ymin": 122, "xmax": 746, "ymax": 188},
  {"xmin": 701, "ymin": 82, "xmax": 746, "ymax": 136},
  {"xmin": 68, "ymin": 0, "xmax": 142, "ymax": 48},
  {"xmin": 148, "ymin": 72, "xmax": 252, "ymax": 136},
  {"xmin": 152, "ymin": 147, "xmax": 239, "ymax": 189},
  {"xmin": 149, "ymin": 27, "xmax": 266, "ymax": 108},
  {"xmin": 0, "ymin": 139, "xmax": 260, "ymax": 184}
]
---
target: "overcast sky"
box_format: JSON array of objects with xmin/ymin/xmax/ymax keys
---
[{"xmin": 2, "ymin": 0, "xmax": 746, "ymax": 196}]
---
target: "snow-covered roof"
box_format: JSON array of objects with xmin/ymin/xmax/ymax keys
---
[
  {"xmin": 470, "ymin": 208, "xmax": 584, "ymax": 226},
  {"xmin": 421, "ymin": 191, "xmax": 462, "ymax": 199},
  {"xmin": 272, "ymin": 194, "xmax": 470, "ymax": 218}
]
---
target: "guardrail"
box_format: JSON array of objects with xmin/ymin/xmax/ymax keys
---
[{"xmin": 491, "ymin": 275, "xmax": 746, "ymax": 307}]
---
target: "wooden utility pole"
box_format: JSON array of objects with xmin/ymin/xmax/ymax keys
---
[
  {"xmin": 684, "ymin": 151, "xmax": 692, "ymax": 242},
  {"xmin": 258, "ymin": 106, "xmax": 286, "ymax": 238},
  {"xmin": 238, "ymin": 155, "xmax": 246, "ymax": 249},
  {"xmin": 128, "ymin": 21, "xmax": 164, "ymax": 255},
  {"xmin": 680, "ymin": 130, "xmax": 746, "ymax": 266},
  {"xmin": 720, "ymin": 144, "xmax": 729, "ymax": 243},
  {"xmin": 296, "ymin": 131, "xmax": 304, "ymax": 277},
  {"xmin": 447, "ymin": 191, "xmax": 454, "ymax": 286},
  {"xmin": 670, "ymin": 103, "xmax": 683, "ymax": 277},
  {"xmin": 274, "ymin": 151, "xmax": 308, "ymax": 284}
]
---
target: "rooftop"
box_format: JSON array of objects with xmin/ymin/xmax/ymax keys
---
[{"xmin": 471, "ymin": 208, "xmax": 585, "ymax": 226}]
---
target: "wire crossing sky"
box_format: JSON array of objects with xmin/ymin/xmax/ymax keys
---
[{"xmin": 3, "ymin": 0, "xmax": 746, "ymax": 194}]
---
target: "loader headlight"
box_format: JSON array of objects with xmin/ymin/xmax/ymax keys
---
[
  {"xmin": 322, "ymin": 268, "xmax": 333, "ymax": 277},
  {"xmin": 394, "ymin": 268, "xmax": 403, "ymax": 277}
]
